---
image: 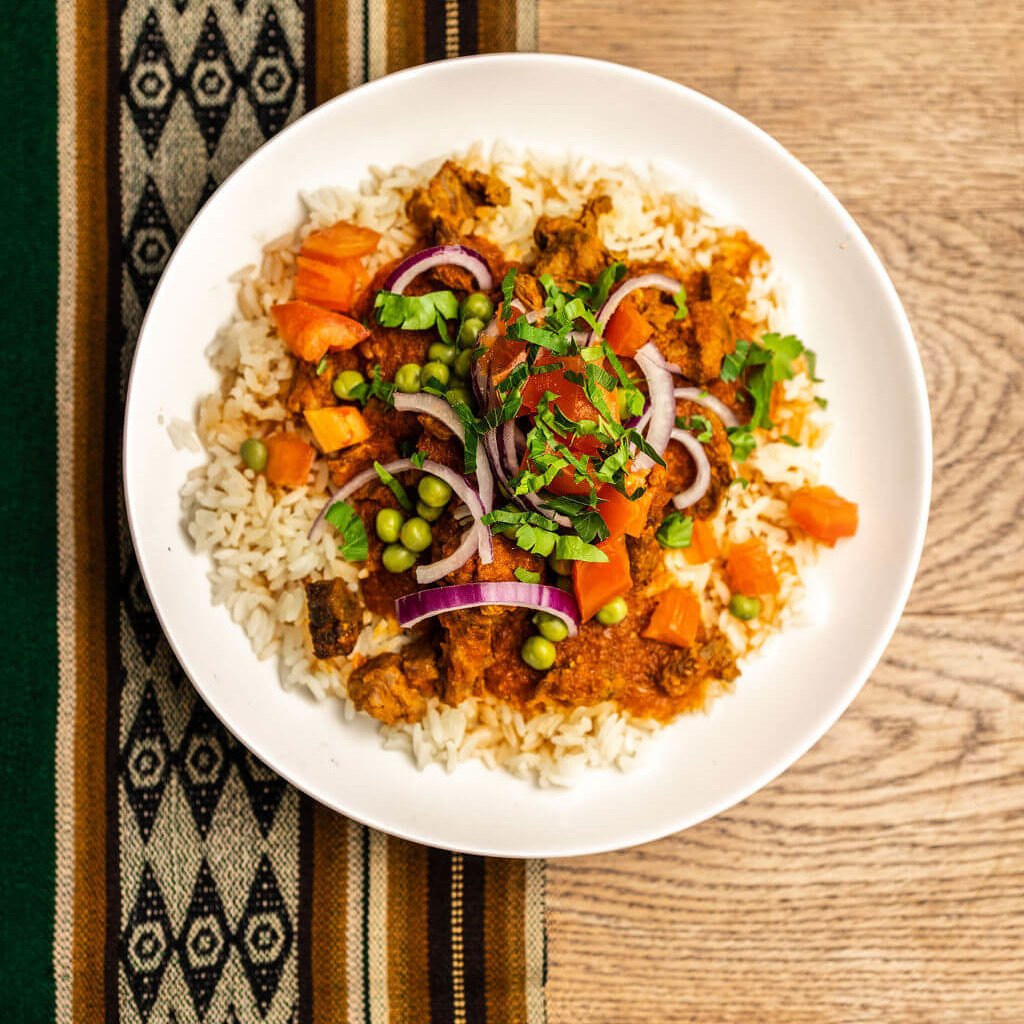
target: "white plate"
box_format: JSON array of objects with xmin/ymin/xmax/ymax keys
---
[{"xmin": 124, "ymin": 54, "xmax": 930, "ymax": 857}]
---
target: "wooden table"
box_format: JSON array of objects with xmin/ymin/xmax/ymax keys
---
[{"xmin": 537, "ymin": 2, "xmax": 1024, "ymax": 1020}]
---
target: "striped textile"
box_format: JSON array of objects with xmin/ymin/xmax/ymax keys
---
[{"xmin": 0, "ymin": 0, "xmax": 545, "ymax": 1021}]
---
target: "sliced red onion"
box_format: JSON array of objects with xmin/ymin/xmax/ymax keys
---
[
  {"xmin": 669, "ymin": 429, "xmax": 712, "ymax": 510},
  {"xmin": 384, "ymin": 244, "xmax": 493, "ymax": 296},
  {"xmin": 309, "ymin": 457, "xmax": 492, "ymax": 573},
  {"xmin": 674, "ymin": 387, "xmax": 739, "ymax": 429},
  {"xmin": 395, "ymin": 582, "xmax": 580, "ymax": 638},
  {"xmin": 498, "ymin": 420, "xmax": 521, "ymax": 477},
  {"xmin": 633, "ymin": 341, "xmax": 676, "ymax": 470},
  {"xmin": 393, "ymin": 392, "xmax": 493, "ymax": 511},
  {"xmin": 594, "ymin": 273, "xmax": 684, "ymax": 333}
]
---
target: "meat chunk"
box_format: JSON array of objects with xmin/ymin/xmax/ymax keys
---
[
  {"xmin": 659, "ymin": 632, "xmax": 739, "ymax": 702},
  {"xmin": 359, "ymin": 324, "xmax": 436, "ymax": 380},
  {"xmin": 430, "ymin": 234, "xmax": 507, "ymax": 294},
  {"xmin": 325, "ymin": 400, "xmax": 420, "ymax": 489},
  {"xmin": 660, "ymin": 397, "xmax": 735, "ymax": 519},
  {"xmin": 305, "ymin": 579, "xmax": 362, "ymax": 659},
  {"xmin": 286, "ymin": 350, "xmax": 359, "ymax": 415},
  {"xmin": 347, "ymin": 644, "xmax": 439, "ymax": 725},
  {"xmin": 532, "ymin": 196, "xmax": 613, "ymax": 286},
  {"xmin": 407, "ymin": 161, "xmax": 510, "ymax": 241},
  {"xmin": 513, "ymin": 270, "xmax": 546, "ymax": 310},
  {"xmin": 439, "ymin": 608, "xmax": 495, "ymax": 704},
  {"xmin": 625, "ymin": 530, "xmax": 665, "ymax": 589}
]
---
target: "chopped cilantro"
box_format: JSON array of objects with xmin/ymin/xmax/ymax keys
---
[
  {"xmin": 720, "ymin": 339, "xmax": 751, "ymax": 383},
  {"xmin": 374, "ymin": 290, "xmax": 459, "ymax": 331},
  {"xmin": 677, "ymin": 414, "xmax": 712, "ymax": 442},
  {"xmin": 324, "ymin": 502, "xmax": 368, "ymax": 561},
  {"xmin": 814, "ymin": 396, "xmax": 828, "ymax": 410},
  {"xmin": 805, "ymin": 349, "xmax": 823, "ymax": 382},
  {"xmin": 656, "ymin": 512, "xmax": 694, "ymax": 549},
  {"xmin": 410, "ymin": 450, "xmax": 428, "ymax": 469},
  {"xmin": 500, "ymin": 267, "xmax": 516, "ymax": 318},
  {"xmin": 729, "ymin": 477, "xmax": 750, "ymax": 489},
  {"xmin": 781, "ymin": 434, "xmax": 800, "ymax": 447},
  {"xmin": 553, "ymin": 534, "xmax": 609, "ymax": 563},
  {"xmin": 315, "ymin": 355, "xmax": 328, "ymax": 376},
  {"xmin": 514, "ymin": 567, "xmax": 542, "ymax": 584},
  {"xmin": 350, "ymin": 364, "xmax": 396, "ymax": 407},
  {"xmin": 672, "ymin": 284, "xmax": 688, "ymax": 320},
  {"xmin": 373, "ymin": 461, "xmax": 413, "ymax": 512},
  {"xmin": 576, "ymin": 261, "xmax": 626, "ymax": 309},
  {"xmin": 727, "ymin": 424, "xmax": 757, "ymax": 462}
]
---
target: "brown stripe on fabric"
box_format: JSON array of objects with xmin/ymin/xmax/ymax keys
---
[
  {"xmin": 70, "ymin": 0, "xmax": 111, "ymax": 1020},
  {"xmin": 313, "ymin": 0, "xmax": 351, "ymax": 103},
  {"xmin": 386, "ymin": 0, "xmax": 425, "ymax": 74},
  {"xmin": 423, "ymin": 0, "xmax": 447, "ymax": 62},
  {"xmin": 311, "ymin": 807, "xmax": 350, "ymax": 1023},
  {"xmin": 462, "ymin": 856, "xmax": 487, "ymax": 1024},
  {"xmin": 457, "ymin": 0, "xmax": 479, "ymax": 54},
  {"xmin": 387, "ymin": 838, "xmax": 432, "ymax": 1024},
  {"xmin": 484, "ymin": 860, "xmax": 528, "ymax": 1024},
  {"xmin": 427, "ymin": 848, "xmax": 455, "ymax": 1023},
  {"xmin": 475, "ymin": 0, "xmax": 518, "ymax": 54}
]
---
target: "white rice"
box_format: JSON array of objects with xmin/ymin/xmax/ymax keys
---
[{"xmin": 181, "ymin": 144, "xmax": 831, "ymax": 786}]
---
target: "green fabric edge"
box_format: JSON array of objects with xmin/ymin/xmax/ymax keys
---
[{"xmin": 0, "ymin": 3, "xmax": 58, "ymax": 1020}]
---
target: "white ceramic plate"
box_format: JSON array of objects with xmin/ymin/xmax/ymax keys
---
[{"xmin": 124, "ymin": 54, "xmax": 930, "ymax": 857}]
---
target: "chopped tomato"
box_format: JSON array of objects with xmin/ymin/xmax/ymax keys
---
[
  {"xmin": 271, "ymin": 301, "xmax": 369, "ymax": 363},
  {"xmin": 264, "ymin": 435, "xmax": 315, "ymax": 487},
  {"xmin": 725, "ymin": 537, "xmax": 779, "ymax": 596},
  {"xmin": 597, "ymin": 479, "xmax": 651, "ymax": 538},
  {"xmin": 301, "ymin": 220, "xmax": 380, "ymax": 263},
  {"xmin": 642, "ymin": 587, "xmax": 701, "ymax": 648},
  {"xmin": 683, "ymin": 518, "xmax": 719, "ymax": 565},
  {"xmin": 788, "ymin": 485, "xmax": 858, "ymax": 547},
  {"xmin": 295, "ymin": 255, "xmax": 369, "ymax": 313},
  {"xmin": 573, "ymin": 535, "xmax": 632, "ymax": 622},
  {"xmin": 605, "ymin": 301, "xmax": 653, "ymax": 358},
  {"xmin": 305, "ymin": 406, "xmax": 371, "ymax": 453}
]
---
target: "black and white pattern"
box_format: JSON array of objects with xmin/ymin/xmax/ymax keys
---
[{"xmin": 116, "ymin": 3, "xmax": 310, "ymax": 1021}]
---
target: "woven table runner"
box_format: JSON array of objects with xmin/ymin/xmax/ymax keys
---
[{"xmin": 2, "ymin": 2, "xmax": 546, "ymax": 1021}]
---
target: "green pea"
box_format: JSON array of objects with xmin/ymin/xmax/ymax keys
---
[
  {"xmin": 395, "ymin": 363, "xmax": 422, "ymax": 394},
  {"xmin": 554, "ymin": 574, "xmax": 573, "ymax": 592},
  {"xmin": 446, "ymin": 387, "xmax": 472, "ymax": 408},
  {"xmin": 417, "ymin": 475, "xmax": 452, "ymax": 508},
  {"xmin": 416, "ymin": 499, "xmax": 445, "ymax": 522},
  {"xmin": 729, "ymin": 594, "xmax": 761, "ymax": 621},
  {"xmin": 548, "ymin": 555, "xmax": 572, "ymax": 577},
  {"xmin": 596, "ymin": 596, "xmax": 628, "ymax": 625},
  {"xmin": 382, "ymin": 543, "xmax": 416, "ymax": 574},
  {"xmin": 462, "ymin": 292, "xmax": 494, "ymax": 322},
  {"xmin": 421, "ymin": 361, "xmax": 450, "ymax": 388},
  {"xmin": 240, "ymin": 438, "xmax": 268, "ymax": 472},
  {"xmin": 332, "ymin": 369, "xmax": 365, "ymax": 401},
  {"xmin": 427, "ymin": 342, "xmax": 456, "ymax": 366},
  {"xmin": 458, "ymin": 317, "xmax": 486, "ymax": 348},
  {"xmin": 533, "ymin": 612, "xmax": 569, "ymax": 643},
  {"xmin": 399, "ymin": 517, "xmax": 432, "ymax": 553},
  {"xmin": 375, "ymin": 508, "xmax": 404, "ymax": 544},
  {"xmin": 521, "ymin": 635, "xmax": 556, "ymax": 671},
  {"xmin": 452, "ymin": 349, "xmax": 475, "ymax": 380}
]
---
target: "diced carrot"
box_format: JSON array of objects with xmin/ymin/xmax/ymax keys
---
[
  {"xmin": 305, "ymin": 406, "xmax": 371, "ymax": 453},
  {"xmin": 264, "ymin": 435, "xmax": 315, "ymax": 487},
  {"xmin": 683, "ymin": 518, "xmax": 720, "ymax": 565},
  {"xmin": 788, "ymin": 485, "xmax": 859, "ymax": 547},
  {"xmin": 725, "ymin": 537, "xmax": 779, "ymax": 596},
  {"xmin": 271, "ymin": 301, "xmax": 370, "ymax": 363},
  {"xmin": 605, "ymin": 301, "xmax": 653, "ymax": 358},
  {"xmin": 597, "ymin": 478, "xmax": 652, "ymax": 539},
  {"xmin": 295, "ymin": 255, "xmax": 370, "ymax": 313},
  {"xmin": 301, "ymin": 220, "xmax": 380, "ymax": 263},
  {"xmin": 572, "ymin": 535, "xmax": 632, "ymax": 622},
  {"xmin": 642, "ymin": 586, "xmax": 701, "ymax": 648}
]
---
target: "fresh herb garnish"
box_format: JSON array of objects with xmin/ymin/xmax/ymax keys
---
[
  {"xmin": 655, "ymin": 512, "xmax": 694, "ymax": 549},
  {"xmin": 410, "ymin": 450, "xmax": 428, "ymax": 469},
  {"xmin": 727, "ymin": 424, "xmax": 757, "ymax": 462},
  {"xmin": 315, "ymin": 355, "xmax": 328, "ymax": 376},
  {"xmin": 374, "ymin": 290, "xmax": 459, "ymax": 331},
  {"xmin": 574, "ymin": 261, "xmax": 626, "ymax": 308},
  {"xmin": 672, "ymin": 284, "xmax": 688, "ymax": 320},
  {"xmin": 814, "ymin": 396, "xmax": 828, "ymax": 410},
  {"xmin": 805, "ymin": 349, "xmax": 822, "ymax": 382},
  {"xmin": 373, "ymin": 460, "xmax": 413, "ymax": 512},
  {"xmin": 729, "ymin": 477, "xmax": 750, "ymax": 489},
  {"xmin": 553, "ymin": 534, "xmax": 609, "ymax": 563},
  {"xmin": 350, "ymin": 364, "xmax": 396, "ymax": 407},
  {"xmin": 500, "ymin": 267, "xmax": 516, "ymax": 319},
  {"xmin": 721, "ymin": 339, "xmax": 751, "ymax": 383},
  {"xmin": 514, "ymin": 567, "xmax": 542, "ymax": 584},
  {"xmin": 677, "ymin": 414, "xmax": 712, "ymax": 442},
  {"xmin": 781, "ymin": 434, "xmax": 800, "ymax": 447},
  {"xmin": 324, "ymin": 501, "xmax": 368, "ymax": 561}
]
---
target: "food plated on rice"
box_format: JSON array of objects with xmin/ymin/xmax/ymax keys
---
[{"xmin": 183, "ymin": 145, "xmax": 858, "ymax": 786}]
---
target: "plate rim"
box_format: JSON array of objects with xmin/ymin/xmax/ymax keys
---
[{"xmin": 123, "ymin": 52, "xmax": 932, "ymax": 857}]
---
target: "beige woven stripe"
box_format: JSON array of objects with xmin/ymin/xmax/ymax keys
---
[
  {"xmin": 516, "ymin": 0, "xmax": 538, "ymax": 50},
  {"xmin": 367, "ymin": 0, "xmax": 388, "ymax": 81},
  {"xmin": 53, "ymin": 0, "xmax": 78, "ymax": 1015},
  {"xmin": 445, "ymin": 0, "xmax": 459, "ymax": 58},
  {"xmin": 524, "ymin": 859, "xmax": 547, "ymax": 1024},
  {"xmin": 346, "ymin": 822, "xmax": 366, "ymax": 1024},
  {"xmin": 451, "ymin": 854, "xmax": 467, "ymax": 1024},
  {"xmin": 367, "ymin": 829, "xmax": 390, "ymax": 1024},
  {"xmin": 347, "ymin": 0, "xmax": 366, "ymax": 90}
]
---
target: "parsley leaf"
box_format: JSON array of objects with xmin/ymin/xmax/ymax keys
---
[
  {"xmin": 514, "ymin": 567, "xmax": 542, "ymax": 584},
  {"xmin": 814, "ymin": 396, "xmax": 828, "ymax": 409},
  {"xmin": 672, "ymin": 284, "xmax": 688, "ymax": 320},
  {"xmin": 805, "ymin": 349, "xmax": 823, "ymax": 382},
  {"xmin": 677, "ymin": 414, "xmax": 712, "ymax": 442},
  {"xmin": 350, "ymin": 364, "xmax": 396, "ymax": 407},
  {"xmin": 729, "ymin": 477, "xmax": 750, "ymax": 489},
  {"xmin": 554, "ymin": 535, "xmax": 609, "ymax": 563},
  {"xmin": 315, "ymin": 355, "xmax": 328, "ymax": 376},
  {"xmin": 324, "ymin": 502, "xmax": 369, "ymax": 561},
  {"xmin": 721, "ymin": 339, "xmax": 751, "ymax": 383},
  {"xmin": 577, "ymin": 261, "xmax": 627, "ymax": 309},
  {"xmin": 781, "ymin": 434, "xmax": 800, "ymax": 447},
  {"xmin": 727, "ymin": 424, "xmax": 757, "ymax": 462},
  {"xmin": 500, "ymin": 267, "xmax": 516, "ymax": 319},
  {"xmin": 410, "ymin": 450, "xmax": 428, "ymax": 469},
  {"xmin": 374, "ymin": 290, "xmax": 459, "ymax": 331},
  {"xmin": 655, "ymin": 512, "xmax": 693, "ymax": 549},
  {"xmin": 373, "ymin": 461, "xmax": 413, "ymax": 512},
  {"xmin": 513, "ymin": 523, "xmax": 558, "ymax": 558}
]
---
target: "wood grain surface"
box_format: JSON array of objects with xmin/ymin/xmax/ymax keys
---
[{"xmin": 538, "ymin": 2, "xmax": 1024, "ymax": 1021}]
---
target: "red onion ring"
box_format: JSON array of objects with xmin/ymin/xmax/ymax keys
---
[
  {"xmin": 594, "ymin": 273, "xmax": 684, "ymax": 333},
  {"xmin": 393, "ymin": 392, "xmax": 493, "ymax": 511},
  {"xmin": 633, "ymin": 341, "xmax": 676, "ymax": 470},
  {"xmin": 384, "ymin": 244, "xmax": 493, "ymax": 296},
  {"xmin": 395, "ymin": 582, "xmax": 580, "ymax": 637},
  {"xmin": 669, "ymin": 429, "xmax": 712, "ymax": 510},
  {"xmin": 674, "ymin": 387, "xmax": 739, "ymax": 429}
]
